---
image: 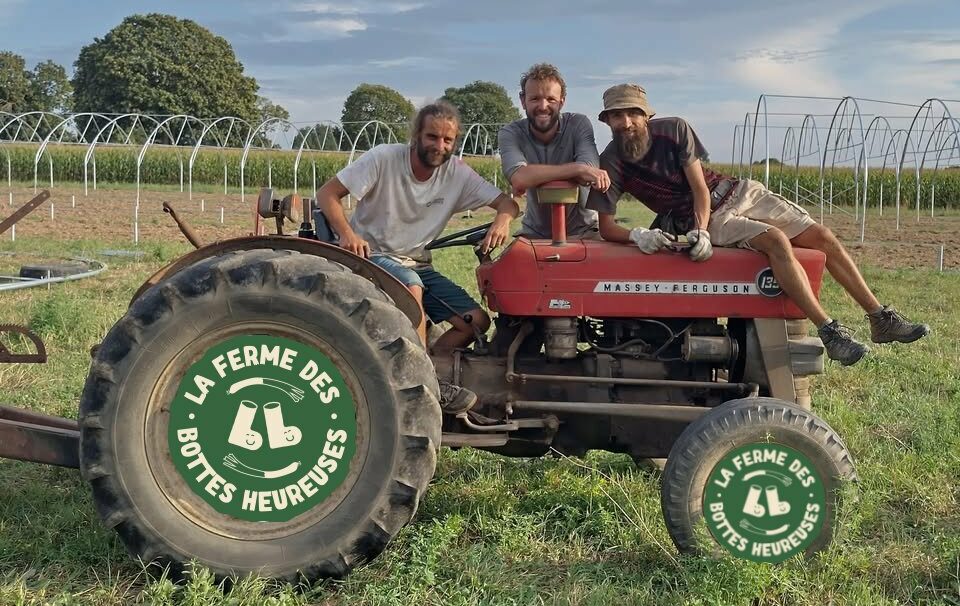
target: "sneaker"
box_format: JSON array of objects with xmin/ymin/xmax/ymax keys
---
[
  {"xmin": 868, "ymin": 306, "xmax": 930, "ymax": 344},
  {"xmin": 818, "ymin": 320, "xmax": 869, "ymax": 366},
  {"xmin": 438, "ymin": 379, "xmax": 477, "ymax": 414}
]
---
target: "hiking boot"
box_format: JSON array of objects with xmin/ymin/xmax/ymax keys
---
[
  {"xmin": 868, "ymin": 306, "xmax": 930, "ymax": 344},
  {"xmin": 817, "ymin": 320, "xmax": 869, "ymax": 366},
  {"xmin": 438, "ymin": 379, "xmax": 477, "ymax": 414}
]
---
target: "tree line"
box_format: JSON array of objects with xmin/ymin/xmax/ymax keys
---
[{"xmin": 0, "ymin": 13, "xmax": 520, "ymax": 150}]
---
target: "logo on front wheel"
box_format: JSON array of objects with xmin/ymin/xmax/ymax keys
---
[
  {"xmin": 168, "ymin": 335, "xmax": 356, "ymax": 522},
  {"xmin": 703, "ymin": 443, "xmax": 826, "ymax": 563}
]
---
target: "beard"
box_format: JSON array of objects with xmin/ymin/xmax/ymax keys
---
[
  {"xmin": 527, "ymin": 108, "xmax": 559, "ymax": 133},
  {"xmin": 614, "ymin": 127, "xmax": 652, "ymax": 163},
  {"xmin": 415, "ymin": 139, "xmax": 453, "ymax": 168}
]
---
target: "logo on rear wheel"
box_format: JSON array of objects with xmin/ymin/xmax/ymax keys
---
[
  {"xmin": 168, "ymin": 335, "xmax": 356, "ymax": 522},
  {"xmin": 703, "ymin": 443, "xmax": 826, "ymax": 563}
]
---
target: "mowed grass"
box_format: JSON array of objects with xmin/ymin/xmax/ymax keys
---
[{"xmin": 0, "ymin": 196, "xmax": 958, "ymax": 605}]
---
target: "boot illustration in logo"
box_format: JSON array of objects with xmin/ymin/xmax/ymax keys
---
[
  {"xmin": 227, "ymin": 400, "xmax": 264, "ymax": 451},
  {"xmin": 742, "ymin": 484, "xmax": 766, "ymax": 517},
  {"xmin": 263, "ymin": 401, "xmax": 302, "ymax": 449},
  {"xmin": 764, "ymin": 486, "xmax": 791, "ymax": 516}
]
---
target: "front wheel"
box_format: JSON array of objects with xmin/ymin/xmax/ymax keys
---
[{"xmin": 661, "ymin": 397, "xmax": 856, "ymax": 563}]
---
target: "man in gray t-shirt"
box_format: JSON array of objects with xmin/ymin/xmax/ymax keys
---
[
  {"xmin": 498, "ymin": 63, "xmax": 609, "ymax": 238},
  {"xmin": 317, "ymin": 101, "xmax": 519, "ymax": 413}
]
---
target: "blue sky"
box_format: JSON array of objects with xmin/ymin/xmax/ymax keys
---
[{"xmin": 3, "ymin": 0, "xmax": 960, "ymax": 162}]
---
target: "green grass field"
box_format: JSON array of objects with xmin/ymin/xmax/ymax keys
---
[{"xmin": 0, "ymin": 200, "xmax": 958, "ymax": 605}]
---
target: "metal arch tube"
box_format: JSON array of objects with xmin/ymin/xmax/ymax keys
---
[
  {"xmin": 83, "ymin": 113, "xmax": 163, "ymax": 194},
  {"xmin": 731, "ymin": 124, "xmax": 739, "ymax": 169},
  {"xmin": 293, "ymin": 121, "xmax": 331, "ymax": 193},
  {"xmin": 739, "ymin": 112, "xmax": 751, "ymax": 177},
  {"xmin": 188, "ymin": 116, "xmax": 251, "ymax": 200},
  {"xmin": 778, "ymin": 126, "xmax": 796, "ymax": 195},
  {"xmin": 240, "ymin": 116, "xmax": 298, "ymax": 204}
]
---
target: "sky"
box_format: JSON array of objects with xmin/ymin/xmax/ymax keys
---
[{"xmin": 3, "ymin": 0, "xmax": 960, "ymax": 163}]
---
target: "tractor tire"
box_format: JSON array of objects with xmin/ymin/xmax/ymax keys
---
[
  {"xmin": 79, "ymin": 249, "xmax": 441, "ymax": 584},
  {"xmin": 660, "ymin": 397, "xmax": 856, "ymax": 564}
]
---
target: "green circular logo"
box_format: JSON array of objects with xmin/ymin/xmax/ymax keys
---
[
  {"xmin": 703, "ymin": 443, "xmax": 826, "ymax": 563},
  {"xmin": 168, "ymin": 335, "xmax": 356, "ymax": 522}
]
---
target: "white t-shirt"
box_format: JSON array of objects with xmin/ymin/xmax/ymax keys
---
[{"xmin": 337, "ymin": 143, "xmax": 503, "ymax": 262}]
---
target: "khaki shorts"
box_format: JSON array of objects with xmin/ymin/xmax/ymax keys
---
[{"xmin": 708, "ymin": 179, "xmax": 816, "ymax": 249}]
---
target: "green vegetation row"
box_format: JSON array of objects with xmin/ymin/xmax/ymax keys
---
[
  {"xmin": 713, "ymin": 163, "xmax": 960, "ymax": 209},
  {"xmin": 4, "ymin": 143, "xmax": 960, "ymax": 207},
  {"xmin": 2, "ymin": 143, "xmax": 508, "ymax": 194}
]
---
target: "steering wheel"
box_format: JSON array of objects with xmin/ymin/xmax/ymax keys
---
[{"xmin": 425, "ymin": 220, "xmax": 494, "ymax": 251}]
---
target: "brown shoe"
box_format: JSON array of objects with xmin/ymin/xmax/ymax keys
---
[
  {"xmin": 818, "ymin": 321, "xmax": 869, "ymax": 366},
  {"xmin": 868, "ymin": 306, "xmax": 930, "ymax": 344},
  {"xmin": 438, "ymin": 379, "xmax": 477, "ymax": 414}
]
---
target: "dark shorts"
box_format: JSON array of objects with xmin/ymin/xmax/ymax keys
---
[{"xmin": 369, "ymin": 255, "xmax": 480, "ymax": 324}]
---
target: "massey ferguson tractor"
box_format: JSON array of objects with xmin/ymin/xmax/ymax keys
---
[{"xmin": 0, "ymin": 184, "xmax": 856, "ymax": 585}]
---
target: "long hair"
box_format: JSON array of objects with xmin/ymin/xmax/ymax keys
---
[{"xmin": 410, "ymin": 100, "xmax": 461, "ymax": 141}]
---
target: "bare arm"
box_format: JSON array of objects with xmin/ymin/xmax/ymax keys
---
[
  {"xmin": 316, "ymin": 177, "xmax": 370, "ymax": 257},
  {"xmin": 510, "ymin": 163, "xmax": 608, "ymax": 193},
  {"xmin": 481, "ymin": 193, "xmax": 521, "ymax": 253},
  {"xmin": 597, "ymin": 212, "xmax": 632, "ymax": 243},
  {"xmin": 683, "ymin": 159, "xmax": 711, "ymax": 230}
]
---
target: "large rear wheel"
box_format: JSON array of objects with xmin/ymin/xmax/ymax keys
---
[{"xmin": 79, "ymin": 249, "xmax": 441, "ymax": 584}]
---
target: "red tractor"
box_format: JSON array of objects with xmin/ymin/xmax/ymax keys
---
[{"xmin": 1, "ymin": 185, "xmax": 856, "ymax": 585}]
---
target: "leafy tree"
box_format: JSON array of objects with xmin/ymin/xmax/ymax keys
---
[
  {"xmin": 255, "ymin": 95, "xmax": 289, "ymax": 127},
  {"xmin": 28, "ymin": 60, "xmax": 72, "ymax": 112},
  {"xmin": 0, "ymin": 52, "xmax": 31, "ymax": 111},
  {"xmin": 441, "ymin": 81, "xmax": 519, "ymax": 155},
  {"xmin": 72, "ymin": 13, "xmax": 260, "ymax": 122},
  {"xmin": 441, "ymin": 80, "xmax": 520, "ymax": 126},
  {"xmin": 340, "ymin": 83, "xmax": 414, "ymax": 149},
  {"xmin": 249, "ymin": 95, "xmax": 291, "ymax": 148}
]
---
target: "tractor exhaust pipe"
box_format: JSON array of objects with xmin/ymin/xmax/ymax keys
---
[{"xmin": 162, "ymin": 201, "xmax": 203, "ymax": 249}]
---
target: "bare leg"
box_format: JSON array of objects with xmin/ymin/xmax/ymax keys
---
[
  {"xmin": 790, "ymin": 225, "xmax": 881, "ymax": 313},
  {"xmin": 408, "ymin": 285, "xmax": 427, "ymax": 347},
  {"xmin": 748, "ymin": 229, "xmax": 829, "ymax": 326},
  {"xmin": 432, "ymin": 308, "xmax": 490, "ymax": 356}
]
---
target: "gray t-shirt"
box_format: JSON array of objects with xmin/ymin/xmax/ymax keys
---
[
  {"xmin": 337, "ymin": 143, "xmax": 503, "ymax": 262},
  {"xmin": 498, "ymin": 112, "xmax": 600, "ymax": 238}
]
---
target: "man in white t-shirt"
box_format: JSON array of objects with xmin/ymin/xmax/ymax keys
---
[{"xmin": 316, "ymin": 100, "xmax": 519, "ymax": 412}]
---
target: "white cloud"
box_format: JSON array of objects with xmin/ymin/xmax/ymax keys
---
[
  {"xmin": 368, "ymin": 56, "xmax": 452, "ymax": 69},
  {"xmin": 583, "ymin": 63, "xmax": 695, "ymax": 81},
  {"xmin": 290, "ymin": 1, "xmax": 424, "ymax": 15},
  {"xmin": 303, "ymin": 18, "xmax": 367, "ymax": 35},
  {"xmin": 722, "ymin": 1, "xmax": 907, "ymax": 97}
]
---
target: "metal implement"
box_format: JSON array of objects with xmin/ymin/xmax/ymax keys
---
[
  {"xmin": 0, "ymin": 406, "xmax": 79, "ymax": 468},
  {"xmin": 0, "ymin": 325, "xmax": 47, "ymax": 363},
  {"xmin": 0, "ymin": 190, "xmax": 50, "ymax": 236}
]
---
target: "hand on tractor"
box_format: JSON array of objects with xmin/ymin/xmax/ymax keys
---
[
  {"xmin": 339, "ymin": 230, "xmax": 371, "ymax": 258},
  {"xmin": 686, "ymin": 229, "xmax": 712, "ymax": 262},
  {"xmin": 629, "ymin": 227, "xmax": 672, "ymax": 254},
  {"xmin": 577, "ymin": 165, "xmax": 611, "ymax": 192},
  {"xmin": 481, "ymin": 215, "xmax": 512, "ymax": 254}
]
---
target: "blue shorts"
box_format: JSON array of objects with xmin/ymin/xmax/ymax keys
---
[{"xmin": 369, "ymin": 255, "xmax": 480, "ymax": 324}]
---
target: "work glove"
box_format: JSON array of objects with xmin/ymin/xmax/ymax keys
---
[
  {"xmin": 629, "ymin": 227, "xmax": 672, "ymax": 254},
  {"xmin": 686, "ymin": 229, "xmax": 713, "ymax": 262}
]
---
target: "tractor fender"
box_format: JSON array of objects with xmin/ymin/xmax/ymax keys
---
[{"xmin": 129, "ymin": 235, "xmax": 421, "ymax": 328}]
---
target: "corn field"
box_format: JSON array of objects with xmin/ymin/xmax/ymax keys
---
[
  {"xmin": 3, "ymin": 144, "xmax": 960, "ymax": 209},
  {"xmin": 1, "ymin": 143, "xmax": 507, "ymax": 194}
]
